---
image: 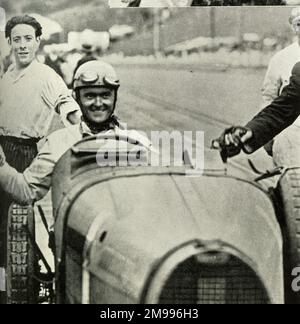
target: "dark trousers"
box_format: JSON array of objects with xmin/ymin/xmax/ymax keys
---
[{"xmin": 0, "ymin": 136, "xmax": 38, "ymax": 303}]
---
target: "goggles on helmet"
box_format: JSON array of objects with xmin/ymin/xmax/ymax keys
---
[{"xmin": 74, "ymin": 71, "xmax": 120, "ymax": 89}]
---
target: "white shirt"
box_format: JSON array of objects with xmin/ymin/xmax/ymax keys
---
[
  {"xmin": 0, "ymin": 60, "xmax": 80, "ymax": 139},
  {"xmin": 262, "ymin": 41, "xmax": 300, "ymax": 127}
]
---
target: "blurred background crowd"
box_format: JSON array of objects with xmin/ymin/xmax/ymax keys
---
[{"xmin": 0, "ymin": 0, "xmax": 298, "ymax": 84}]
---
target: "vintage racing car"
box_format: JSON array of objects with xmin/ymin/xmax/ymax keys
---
[{"xmin": 5, "ymin": 134, "xmax": 300, "ymax": 304}]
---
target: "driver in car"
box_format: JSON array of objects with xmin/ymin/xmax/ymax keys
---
[
  {"xmin": 0, "ymin": 60, "xmax": 151, "ymax": 205},
  {"xmin": 215, "ymin": 61, "xmax": 300, "ymax": 167}
]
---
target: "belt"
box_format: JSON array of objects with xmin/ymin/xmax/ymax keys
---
[{"xmin": 0, "ymin": 136, "xmax": 41, "ymax": 146}]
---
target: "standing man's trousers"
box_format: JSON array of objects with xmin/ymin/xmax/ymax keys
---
[{"xmin": 0, "ymin": 136, "xmax": 38, "ymax": 303}]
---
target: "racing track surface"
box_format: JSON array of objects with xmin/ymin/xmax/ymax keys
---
[
  {"xmin": 118, "ymin": 65, "xmax": 264, "ymax": 140},
  {"xmin": 117, "ymin": 64, "xmax": 272, "ymax": 170},
  {"xmin": 38, "ymin": 64, "xmax": 274, "ymax": 272}
]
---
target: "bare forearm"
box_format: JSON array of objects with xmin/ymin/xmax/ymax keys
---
[
  {"xmin": 0, "ymin": 164, "xmax": 35, "ymax": 205},
  {"xmin": 66, "ymin": 110, "xmax": 81, "ymax": 125}
]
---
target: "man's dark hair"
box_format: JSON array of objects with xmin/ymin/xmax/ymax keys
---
[{"xmin": 5, "ymin": 15, "xmax": 42, "ymax": 39}]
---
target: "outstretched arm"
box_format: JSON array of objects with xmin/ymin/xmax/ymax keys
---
[
  {"xmin": 246, "ymin": 62, "xmax": 300, "ymax": 151},
  {"xmin": 0, "ymin": 139, "xmax": 57, "ymax": 205},
  {"xmin": 214, "ymin": 62, "xmax": 300, "ymax": 160},
  {"xmin": 42, "ymin": 70, "xmax": 81, "ymax": 126}
]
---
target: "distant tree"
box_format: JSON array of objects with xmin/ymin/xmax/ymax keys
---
[
  {"xmin": 0, "ymin": 0, "xmax": 17, "ymax": 12},
  {"xmin": 22, "ymin": 0, "xmax": 48, "ymax": 15}
]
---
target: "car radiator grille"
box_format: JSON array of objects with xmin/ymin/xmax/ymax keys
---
[{"xmin": 158, "ymin": 254, "xmax": 269, "ymax": 304}]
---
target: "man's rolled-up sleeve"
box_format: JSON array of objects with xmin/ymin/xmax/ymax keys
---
[
  {"xmin": 42, "ymin": 71, "xmax": 81, "ymax": 127},
  {"xmin": 246, "ymin": 62, "xmax": 300, "ymax": 152}
]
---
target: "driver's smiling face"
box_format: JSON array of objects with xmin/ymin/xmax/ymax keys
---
[{"xmin": 79, "ymin": 87, "xmax": 116, "ymax": 124}]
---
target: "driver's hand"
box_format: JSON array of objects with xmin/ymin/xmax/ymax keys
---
[
  {"xmin": 212, "ymin": 126, "xmax": 253, "ymax": 162},
  {"xmin": 0, "ymin": 145, "xmax": 6, "ymax": 167}
]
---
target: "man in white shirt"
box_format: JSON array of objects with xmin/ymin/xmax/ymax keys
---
[
  {"xmin": 0, "ymin": 15, "xmax": 81, "ymax": 302},
  {"xmin": 0, "ymin": 15, "xmax": 81, "ymax": 171},
  {"xmin": 261, "ymin": 7, "xmax": 300, "ymax": 156}
]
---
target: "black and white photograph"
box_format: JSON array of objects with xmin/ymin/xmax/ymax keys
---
[{"xmin": 0, "ymin": 0, "xmax": 300, "ymax": 307}]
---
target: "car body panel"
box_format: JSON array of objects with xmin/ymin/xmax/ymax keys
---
[{"xmin": 52, "ymin": 138, "xmax": 284, "ymax": 304}]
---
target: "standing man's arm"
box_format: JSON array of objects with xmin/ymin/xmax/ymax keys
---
[
  {"xmin": 42, "ymin": 71, "xmax": 81, "ymax": 126},
  {"xmin": 65, "ymin": 109, "xmax": 81, "ymax": 125},
  {"xmin": 216, "ymin": 62, "xmax": 300, "ymax": 159},
  {"xmin": 0, "ymin": 138, "xmax": 57, "ymax": 205}
]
